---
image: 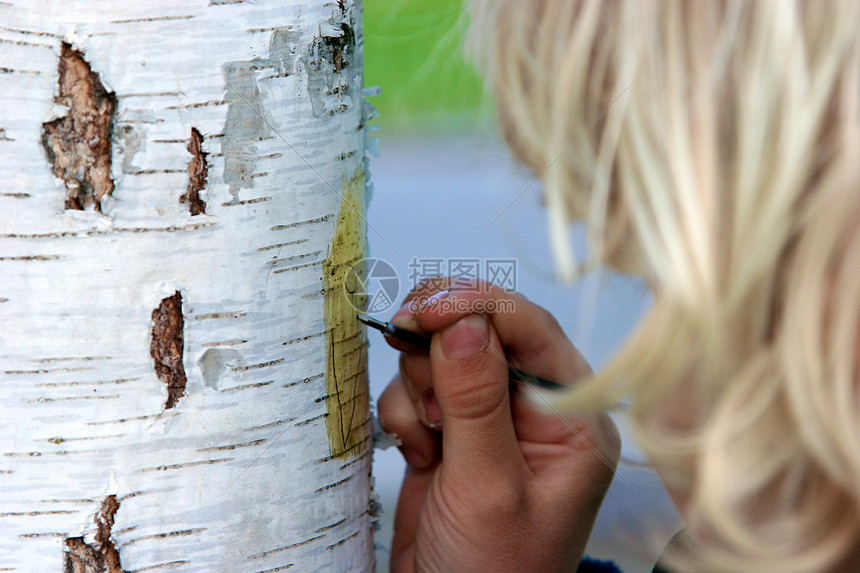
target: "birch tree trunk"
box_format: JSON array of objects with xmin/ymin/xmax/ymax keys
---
[{"xmin": 0, "ymin": 1, "xmax": 376, "ymax": 571}]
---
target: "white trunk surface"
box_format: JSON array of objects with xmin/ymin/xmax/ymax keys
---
[{"xmin": 0, "ymin": 1, "xmax": 376, "ymax": 571}]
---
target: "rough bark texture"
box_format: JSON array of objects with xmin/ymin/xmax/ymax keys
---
[
  {"xmin": 180, "ymin": 128, "xmax": 208, "ymax": 216},
  {"xmin": 150, "ymin": 292, "xmax": 186, "ymax": 409},
  {"xmin": 41, "ymin": 42, "xmax": 116, "ymax": 212},
  {"xmin": 0, "ymin": 1, "xmax": 375, "ymax": 571},
  {"xmin": 65, "ymin": 496, "xmax": 126, "ymax": 573}
]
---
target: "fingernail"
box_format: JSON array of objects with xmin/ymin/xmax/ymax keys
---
[
  {"xmin": 441, "ymin": 313, "xmax": 489, "ymax": 359},
  {"xmin": 418, "ymin": 290, "xmax": 449, "ymax": 311},
  {"xmin": 421, "ymin": 388, "xmax": 442, "ymax": 428},
  {"xmin": 401, "ymin": 446, "xmax": 429, "ymax": 468}
]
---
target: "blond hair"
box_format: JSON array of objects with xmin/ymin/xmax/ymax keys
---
[{"xmin": 469, "ymin": 1, "xmax": 860, "ymax": 571}]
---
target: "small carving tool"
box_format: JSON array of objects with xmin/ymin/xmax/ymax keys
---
[{"xmin": 357, "ymin": 314, "xmax": 566, "ymax": 392}]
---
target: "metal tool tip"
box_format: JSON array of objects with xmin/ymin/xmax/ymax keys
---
[{"xmin": 357, "ymin": 314, "xmax": 382, "ymax": 327}]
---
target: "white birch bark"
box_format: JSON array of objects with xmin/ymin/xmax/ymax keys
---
[{"xmin": 0, "ymin": 1, "xmax": 376, "ymax": 571}]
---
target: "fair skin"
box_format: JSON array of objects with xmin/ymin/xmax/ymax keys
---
[{"xmin": 378, "ymin": 278, "xmax": 621, "ymax": 573}]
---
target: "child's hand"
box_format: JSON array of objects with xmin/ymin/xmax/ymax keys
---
[{"xmin": 378, "ymin": 278, "xmax": 621, "ymax": 573}]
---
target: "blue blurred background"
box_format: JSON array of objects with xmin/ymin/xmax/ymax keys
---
[{"xmin": 363, "ymin": 2, "xmax": 682, "ymax": 571}]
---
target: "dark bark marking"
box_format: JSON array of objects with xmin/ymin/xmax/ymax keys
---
[
  {"xmin": 239, "ymin": 357, "xmax": 284, "ymax": 371},
  {"xmin": 282, "ymin": 372, "xmax": 324, "ymax": 388},
  {"xmin": 150, "ymin": 292, "xmax": 186, "ymax": 409},
  {"xmin": 220, "ymin": 380, "xmax": 273, "ymax": 392},
  {"xmin": 0, "ymin": 254, "xmax": 60, "ymax": 261},
  {"xmin": 314, "ymin": 518, "xmax": 346, "ymax": 533},
  {"xmin": 265, "ymin": 249, "xmax": 324, "ymax": 267},
  {"xmin": 124, "ymin": 561, "xmax": 189, "ymax": 571},
  {"xmin": 242, "ymin": 417, "xmax": 298, "ymax": 432},
  {"xmin": 307, "ymin": 13, "xmax": 358, "ymax": 117},
  {"xmin": 321, "ymin": 23, "xmax": 354, "ymax": 74},
  {"xmin": 270, "ymin": 214, "xmax": 334, "ymax": 231},
  {"xmin": 193, "ymin": 311, "xmax": 247, "ymax": 320},
  {"xmin": 257, "ymin": 238, "xmax": 309, "ymax": 252},
  {"xmin": 197, "ymin": 439, "xmax": 265, "ymax": 452},
  {"xmin": 164, "ymin": 99, "xmax": 226, "ymax": 110},
  {"xmin": 123, "ymin": 528, "xmax": 206, "ymax": 547},
  {"xmin": 294, "ymin": 412, "xmax": 328, "ymax": 427},
  {"xmin": 324, "ymin": 529, "xmax": 360, "ymax": 550},
  {"xmin": 272, "ymin": 260, "xmax": 323, "ymax": 274},
  {"xmin": 180, "ymin": 127, "xmax": 208, "ymax": 215},
  {"xmin": 124, "ymin": 168, "xmax": 187, "ymax": 176},
  {"xmin": 201, "ymin": 338, "xmax": 247, "ymax": 347},
  {"xmin": 86, "ymin": 414, "xmax": 159, "ymax": 426},
  {"xmin": 64, "ymin": 495, "xmax": 127, "ymax": 573},
  {"xmin": 0, "ymin": 222, "xmax": 212, "ymax": 239},
  {"xmin": 0, "ymin": 24, "xmax": 59, "ymax": 38},
  {"xmin": 281, "ymin": 330, "xmax": 327, "ymax": 346},
  {"xmin": 110, "ymin": 15, "xmax": 194, "ymax": 24},
  {"xmin": 253, "ymin": 565, "xmax": 294, "ymax": 573},
  {"xmin": 42, "ymin": 43, "xmax": 117, "ymax": 212},
  {"xmin": 247, "ymin": 534, "xmax": 325, "ymax": 559},
  {"xmin": 219, "ymin": 196, "xmax": 272, "ymax": 207},
  {"xmin": 136, "ymin": 458, "xmax": 232, "ymax": 473}
]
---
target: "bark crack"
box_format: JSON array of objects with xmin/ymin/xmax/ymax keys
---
[
  {"xmin": 320, "ymin": 22, "xmax": 354, "ymax": 74},
  {"xmin": 42, "ymin": 42, "xmax": 117, "ymax": 212},
  {"xmin": 65, "ymin": 495, "xmax": 127, "ymax": 573},
  {"xmin": 151, "ymin": 292, "xmax": 187, "ymax": 409},
  {"xmin": 180, "ymin": 127, "xmax": 208, "ymax": 215}
]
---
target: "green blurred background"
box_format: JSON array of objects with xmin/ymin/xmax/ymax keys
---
[{"xmin": 364, "ymin": 0, "xmax": 495, "ymax": 132}]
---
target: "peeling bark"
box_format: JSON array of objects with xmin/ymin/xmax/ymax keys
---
[
  {"xmin": 41, "ymin": 42, "xmax": 116, "ymax": 212},
  {"xmin": 318, "ymin": 22, "xmax": 354, "ymax": 75},
  {"xmin": 180, "ymin": 128, "xmax": 208, "ymax": 216},
  {"xmin": 65, "ymin": 496, "xmax": 126, "ymax": 573},
  {"xmin": 150, "ymin": 292, "xmax": 187, "ymax": 409}
]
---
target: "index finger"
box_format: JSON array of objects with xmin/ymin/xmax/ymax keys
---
[
  {"xmin": 415, "ymin": 280, "xmax": 592, "ymax": 387},
  {"xmin": 382, "ymin": 276, "xmax": 464, "ymax": 353}
]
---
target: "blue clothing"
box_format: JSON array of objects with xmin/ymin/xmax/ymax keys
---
[{"xmin": 577, "ymin": 556, "xmax": 623, "ymax": 572}]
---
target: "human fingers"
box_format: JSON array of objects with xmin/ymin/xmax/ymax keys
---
[
  {"xmin": 428, "ymin": 313, "xmax": 526, "ymax": 482},
  {"xmin": 397, "ymin": 351, "xmax": 444, "ymax": 430},
  {"xmin": 383, "ymin": 276, "xmax": 465, "ymax": 353},
  {"xmin": 415, "ymin": 282, "xmax": 614, "ymax": 471},
  {"xmin": 416, "ymin": 280, "xmax": 591, "ymax": 388},
  {"xmin": 377, "ymin": 374, "xmax": 440, "ymax": 469}
]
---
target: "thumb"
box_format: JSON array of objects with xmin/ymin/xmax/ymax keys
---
[{"xmin": 429, "ymin": 313, "xmax": 525, "ymax": 480}]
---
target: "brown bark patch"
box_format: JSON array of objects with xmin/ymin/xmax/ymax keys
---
[
  {"xmin": 180, "ymin": 127, "xmax": 208, "ymax": 216},
  {"xmin": 42, "ymin": 42, "xmax": 117, "ymax": 212},
  {"xmin": 321, "ymin": 23, "xmax": 354, "ymax": 74},
  {"xmin": 65, "ymin": 495, "xmax": 127, "ymax": 573},
  {"xmin": 151, "ymin": 292, "xmax": 187, "ymax": 409}
]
